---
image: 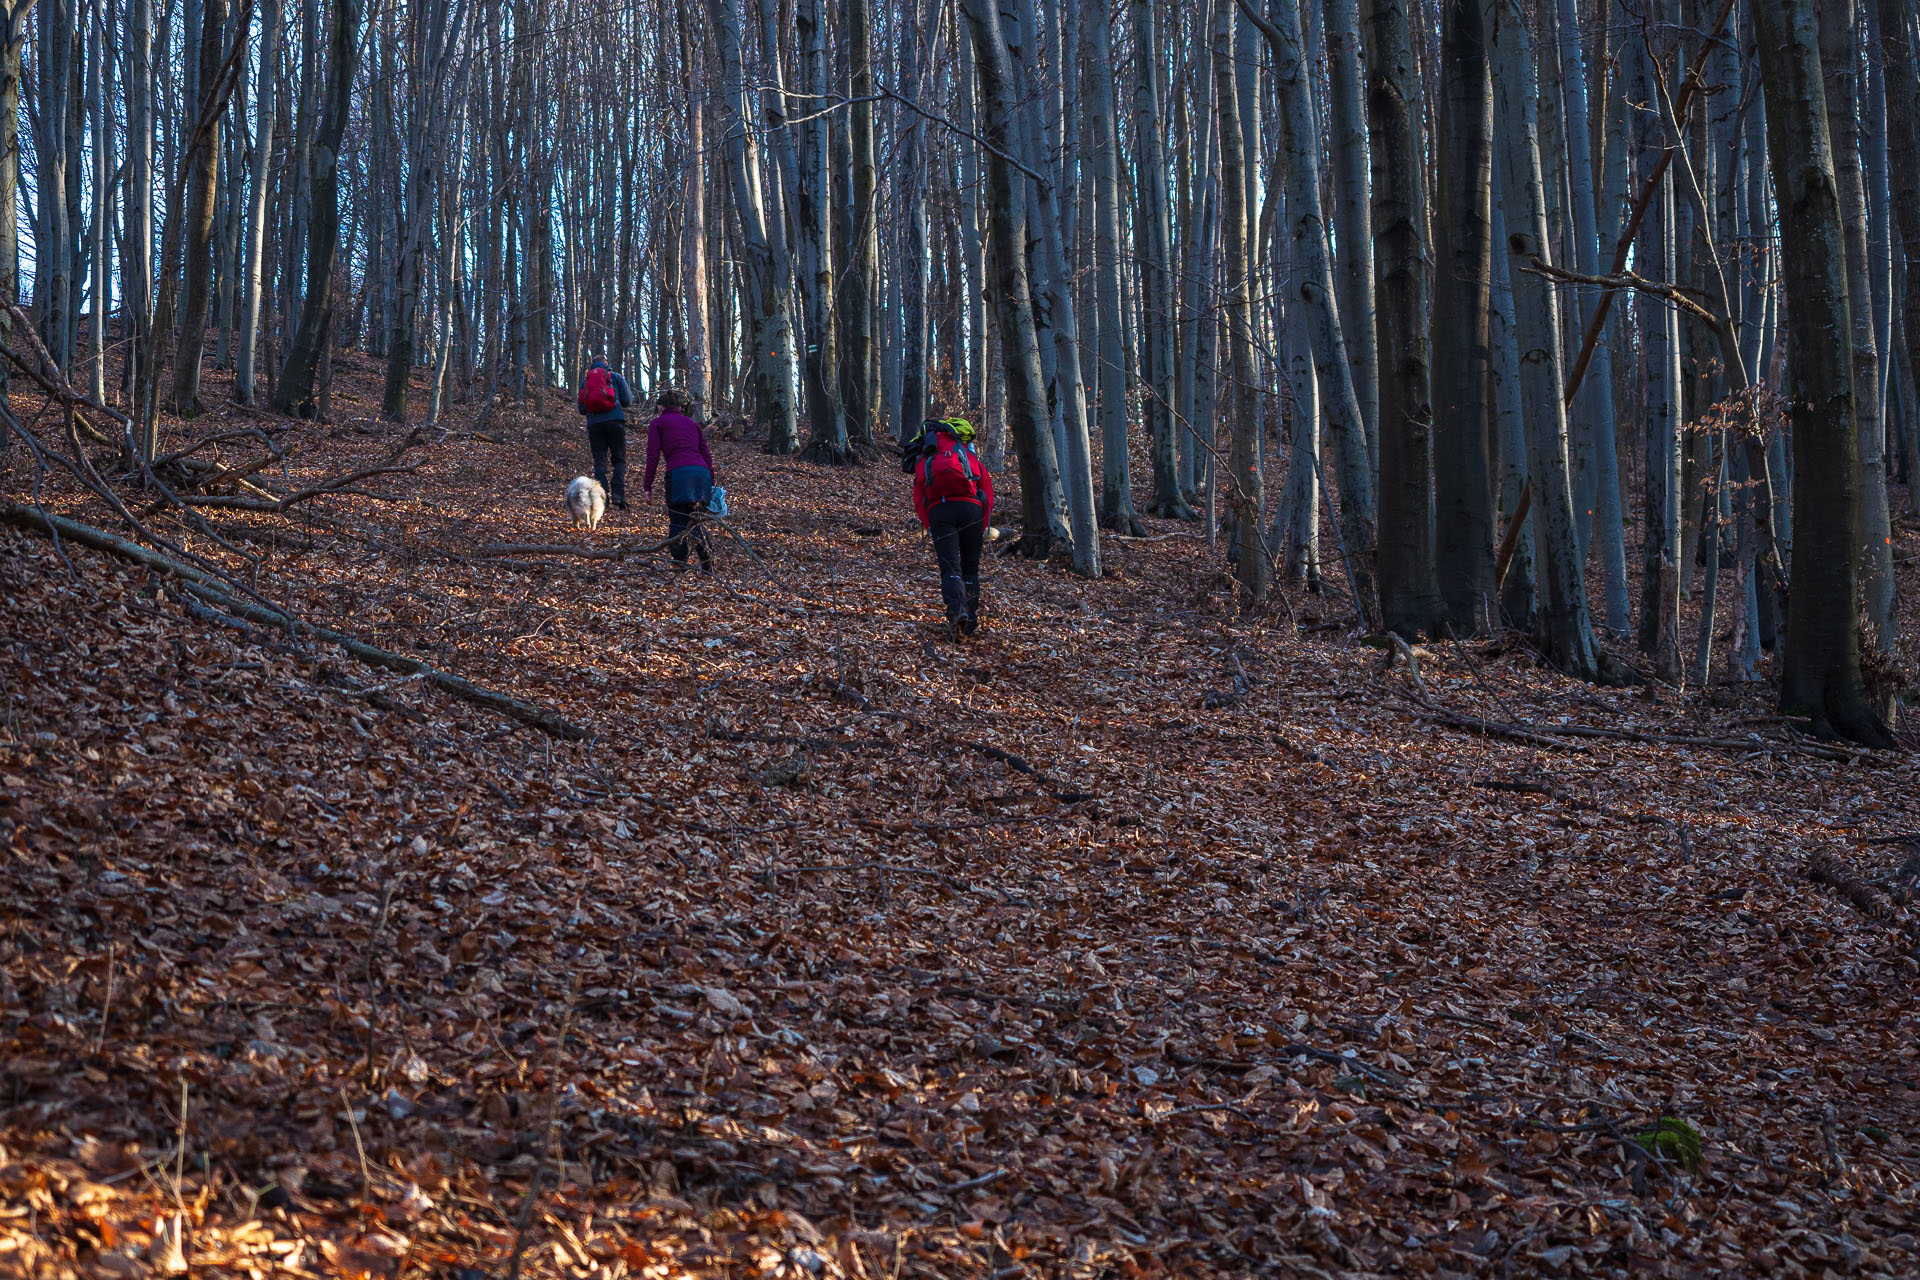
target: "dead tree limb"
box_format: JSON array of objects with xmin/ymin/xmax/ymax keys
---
[{"xmin": 0, "ymin": 504, "xmax": 586, "ymax": 740}]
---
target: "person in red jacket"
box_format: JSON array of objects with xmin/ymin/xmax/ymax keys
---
[
  {"xmin": 909, "ymin": 417, "xmax": 994, "ymax": 638},
  {"xmin": 642, "ymin": 387, "xmax": 716, "ymax": 572}
]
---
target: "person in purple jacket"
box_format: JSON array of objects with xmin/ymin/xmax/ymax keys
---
[{"xmin": 642, "ymin": 387, "xmax": 716, "ymax": 573}]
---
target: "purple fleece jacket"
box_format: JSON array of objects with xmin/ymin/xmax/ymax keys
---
[{"xmin": 642, "ymin": 411, "xmax": 715, "ymax": 494}]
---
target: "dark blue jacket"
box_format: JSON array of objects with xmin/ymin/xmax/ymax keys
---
[{"xmin": 578, "ymin": 363, "xmax": 634, "ymax": 428}]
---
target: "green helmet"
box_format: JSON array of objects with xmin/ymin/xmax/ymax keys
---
[{"xmin": 942, "ymin": 417, "xmax": 976, "ymax": 444}]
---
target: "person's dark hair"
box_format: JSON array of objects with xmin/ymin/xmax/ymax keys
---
[{"xmin": 656, "ymin": 386, "xmax": 690, "ymax": 409}]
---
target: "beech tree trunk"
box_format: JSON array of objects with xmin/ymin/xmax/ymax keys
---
[
  {"xmin": 169, "ymin": 0, "xmax": 228, "ymax": 416},
  {"xmin": 708, "ymin": 0, "xmax": 798, "ymax": 452},
  {"xmin": 0, "ymin": 0, "xmax": 29, "ymax": 431},
  {"xmin": 1431, "ymin": 0, "xmax": 1494, "ymax": 633},
  {"xmin": 894, "ymin": 0, "xmax": 928, "ymax": 439},
  {"xmin": 383, "ymin": 0, "xmax": 468, "ymax": 421},
  {"xmin": 1133, "ymin": 0, "xmax": 1185, "ymax": 517},
  {"xmin": 1486, "ymin": 0, "xmax": 1600, "ymax": 679},
  {"xmin": 1821, "ymin": 0, "xmax": 1893, "ymax": 654},
  {"xmin": 1754, "ymin": 0, "xmax": 1891, "ymax": 744},
  {"xmin": 960, "ymin": 0, "xmax": 1069, "ymax": 553},
  {"xmin": 1085, "ymin": 0, "xmax": 1140, "ymax": 535},
  {"xmin": 275, "ymin": 0, "xmax": 364, "ymax": 416},
  {"xmin": 1881, "ymin": 0, "xmax": 1920, "ymax": 523},
  {"xmin": 843, "ymin": 0, "xmax": 877, "ymax": 445},
  {"xmin": 1241, "ymin": 0, "xmax": 1378, "ymax": 626},
  {"xmin": 797, "ymin": 0, "xmax": 847, "ymax": 460},
  {"xmin": 235, "ymin": 0, "xmax": 282, "ymax": 404},
  {"xmin": 1216, "ymin": 0, "xmax": 1264, "ymax": 600},
  {"xmin": 1325, "ymin": 0, "xmax": 1377, "ymax": 466},
  {"xmin": 1365, "ymin": 0, "xmax": 1444, "ymax": 636}
]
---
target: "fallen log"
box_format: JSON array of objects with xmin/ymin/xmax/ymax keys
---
[
  {"xmin": 1, "ymin": 504, "xmax": 586, "ymax": 740},
  {"xmin": 1410, "ymin": 702, "xmax": 1864, "ymax": 764}
]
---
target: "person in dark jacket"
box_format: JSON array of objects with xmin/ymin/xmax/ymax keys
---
[
  {"xmin": 642, "ymin": 387, "xmax": 716, "ymax": 573},
  {"xmin": 908, "ymin": 417, "xmax": 994, "ymax": 638},
  {"xmin": 576, "ymin": 358, "xmax": 635, "ymax": 508}
]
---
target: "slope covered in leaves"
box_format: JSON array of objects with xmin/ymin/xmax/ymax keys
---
[{"xmin": 1, "ymin": 372, "xmax": 1916, "ymax": 1278}]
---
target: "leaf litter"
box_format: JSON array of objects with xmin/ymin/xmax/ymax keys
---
[{"xmin": 0, "ymin": 362, "xmax": 1915, "ymax": 1278}]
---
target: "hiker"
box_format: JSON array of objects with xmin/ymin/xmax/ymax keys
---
[
  {"xmin": 909, "ymin": 417, "xmax": 993, "ymax": 638},
  {"xmin": 642, "ymin": 387, "xmax": 715, "ymax": 573},
  {"xmin": 576, "ymin": 358, "xmax": 635, "ymax": 509}
]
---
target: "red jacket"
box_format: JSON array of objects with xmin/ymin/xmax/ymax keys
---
[{"xmin": 911, "ymin": 433, "xmax": 994, "ymax": 528}]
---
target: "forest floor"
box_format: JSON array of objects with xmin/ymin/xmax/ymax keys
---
[{"xmin": 1, "ymin": 354, "xmax": 1917, "ymax": 1279}]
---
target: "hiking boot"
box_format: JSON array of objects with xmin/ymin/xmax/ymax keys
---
[
  {"xmin": 673, "ymin": 561, "xmax": 690, "ymax": 574},
  {"xmin": 960, "ymin": 613, "xmax": 978, "ymax": 637},
  {"xmin": 614, "ymin": 498, "xmax": 629, "ymax": 511}
]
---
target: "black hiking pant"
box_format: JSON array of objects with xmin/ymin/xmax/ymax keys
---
[
  {"xmin": 587, "ymin": 420, "xmax": 627, "ymax": 503},
  {"xmin": 928, "ymin": 500, "xmax": 985, "ymax": 623},
  {"xmin": 666, "ymin": 465, "xmax": 713, "ymax": 569}
]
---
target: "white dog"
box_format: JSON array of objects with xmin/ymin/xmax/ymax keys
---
[{"xmin": 566, "ymin": 476, "xmax": 608, "ymax": 532}]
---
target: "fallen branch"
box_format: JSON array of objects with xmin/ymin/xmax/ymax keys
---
[
  {"xmin": 0, "ymin": 504, "xmax": 586, "ymax": 740},
  {"xmin": 938, "ymin": 1168, "xmax": 1009, "ymax": 1195},
  {"xmin": 1411, "ymin": 704, "xmax": 1592, "ymax": 754},
  {"xmin": 482, "ymin": 537, "xmax": 671, "ymax": 561},
  {"xmin": 1473, "ymin": 777, "xmax": 1693, "ymax": 860},
  {"xmin": 1415, "ymin": 702, "xmax": 1864, "ymax": 763}
]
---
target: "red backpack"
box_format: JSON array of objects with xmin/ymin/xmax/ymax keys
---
[
  {"xmin": 921, "ymin": 436, "xmax": 983, "ymax": 505},
  {"xmin": 579, "ymin": 367, "xmax": 617, "ymax": 414}
]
